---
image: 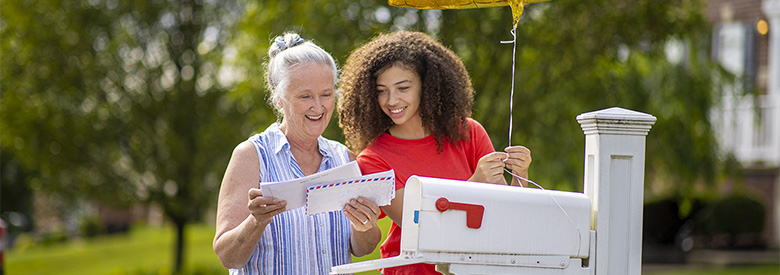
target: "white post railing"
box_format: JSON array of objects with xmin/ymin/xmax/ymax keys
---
[{"xmin": 577, "ymin": 107, "xmax": 656, "ymax": 275}]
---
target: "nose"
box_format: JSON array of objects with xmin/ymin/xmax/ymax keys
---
[
  {"xmin": 387, "ymin": 90, "xmax": 400, "ymax": 105},
  {"xmin": 312, "ymin": 95, "xmax": 325, "ymax": 112}
]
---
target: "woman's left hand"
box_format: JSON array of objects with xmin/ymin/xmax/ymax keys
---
[
  {"xmin": 344, "ymin": 197, "xmax": 380, "ymax": 232},
  {"xmin": 503, "ymin": 145, "xmax": 532, "ymax": 178}
]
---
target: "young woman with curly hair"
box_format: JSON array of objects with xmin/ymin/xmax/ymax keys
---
[{"xmin": 338, "ymin": 31, "xmax": 532, "ymax": 275}]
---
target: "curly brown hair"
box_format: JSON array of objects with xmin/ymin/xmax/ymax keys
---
[{"xmin": 338, "ymin": 31, "xmax": 475, "ymax": 153}]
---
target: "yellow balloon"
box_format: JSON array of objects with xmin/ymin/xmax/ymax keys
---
[{"xmin": 388, "ymin": 0, "xmax": 550, "ymax": 27}]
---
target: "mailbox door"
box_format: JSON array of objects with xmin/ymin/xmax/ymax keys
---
[{"xmin": 402, "ymin": 176, "xmax": 591, "ymax": 258}]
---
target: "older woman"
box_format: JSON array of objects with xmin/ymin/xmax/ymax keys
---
[
  {"xmin": 213, "ymin": 32, "xmax": 381, "ymax": 275},
  {"xmin": 338, "ymin": 31, "xmax": 532, "ymax": 275}
]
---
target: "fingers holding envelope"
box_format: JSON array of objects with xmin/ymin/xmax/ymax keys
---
[
  {"xmin": 344, "ymin": 197, "xmax": 380, "ymax": 232},
  {"xmin": 247, "ymin": 188, "xmax": 287, "ymax": 226}
]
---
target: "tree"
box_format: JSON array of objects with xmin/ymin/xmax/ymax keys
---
[
  {"xmin": 434, "ymin": 0, "xmax": 723, "ymax": 198},
  {"xmin": 2, "ymin": 0, "xmax": 727, "ymax": 272},
  {"xmin": 232, "ymin": 0, "xmax": 725, "ymax": 201},
  {"xmin": 1, "ymin": 0, "xmax": 248, "ymax": 272}
]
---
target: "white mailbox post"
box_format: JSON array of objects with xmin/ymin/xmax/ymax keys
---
[
  {"xmin": 577, "ymin": 107, "xmax": 656, "ymax": 275},
  {"xmin": 331, "ymin": 107, "xmax": 656, "ymax": 275}
]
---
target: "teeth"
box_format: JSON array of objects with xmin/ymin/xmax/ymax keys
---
[
  {"xmin": 306, "ymin": 114, "xmax": 323, "ymax": 120},
  {"xmin": 390, "ymin": 107, "xmax": 404, "ymax": 114}
]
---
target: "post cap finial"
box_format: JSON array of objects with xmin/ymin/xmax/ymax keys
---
[{"xmin": 576, "ymin": 107, "xmax": 656, "ymax": 136}]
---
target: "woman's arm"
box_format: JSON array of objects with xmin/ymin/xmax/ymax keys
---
[
  {"xmin": 344, "ymin": 197, "xmax": 382, "ymax": 257},
  {"xmin": 213, "ymin": 141, "xmax": 287, "ymax": 268}
]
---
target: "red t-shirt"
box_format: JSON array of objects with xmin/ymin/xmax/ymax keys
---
[{"xmin": 357, "ymin": 118, "xmax": 495, "ymax": 275}]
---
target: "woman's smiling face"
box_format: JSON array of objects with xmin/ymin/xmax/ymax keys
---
[
  {"xmin": 376, "ymin": 63, "xmax": 422, "ymax": 130},
  {"xmin": 279, "ymin": 62, "xmax": 336, "ymax": 140}
]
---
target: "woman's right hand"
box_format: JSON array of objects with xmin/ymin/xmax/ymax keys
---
[
  {"xmin": 469, "ymin": 152, "xmax": 509, "ymax": 185},
  {"xmin": 247, "ymin": 188, "xmax": 287, "ymax": 226}
]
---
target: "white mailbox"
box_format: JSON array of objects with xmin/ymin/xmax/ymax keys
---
[
  {"xmin": 332, "ymin": 107, "xmax": 656, "ymax": 275},
  {"xmin": 400, "ymin": 177, "xmax": 590, "ymax": 259},
  {"xmin": 331, "ymin": 176, "xmax": 594, "ymax": 275}
]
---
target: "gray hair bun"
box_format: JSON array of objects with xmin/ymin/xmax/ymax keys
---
[
  {"xmin": 269, "ymin": 33, "xmax": 306, "ymax": 58},
  {"xmin": 265, "ymin": 32, "xmax": 338, "ymax": 117}
]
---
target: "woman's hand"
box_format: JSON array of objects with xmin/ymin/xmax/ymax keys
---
[
  {"xmin": 344, "ymin": 197, "xmax": 380, "ymax": 231},
  {"xmin": 503, "ymin": 146, "xmax": 532, "ymax": 184},
  {"xmin": 469, "ymin": 152, "xmax": 509, "ymax": 184},
  {"xmin": 504, "ymin": 145, "xmax": 531, "ymax": 186},
  {"xmin": 247, "ymin": 188, "xmax": 287, "ymax": 226},
  {"xmin": 346, "ymin": 197, "xmax": 381, "ymax": 256}
]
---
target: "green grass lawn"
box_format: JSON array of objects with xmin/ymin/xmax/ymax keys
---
[
  {"xmin": 6, "ymin": 219, "xmax": 777, "ymax": 275},
  {"xmin": 6, "ymin": 223, "xmax": 224, "ymax": 275},
  {"xmin": 5, "ymin": 219, "xmax": 391, "ymax": 275}
]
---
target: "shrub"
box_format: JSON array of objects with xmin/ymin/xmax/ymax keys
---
[
  {"xmin": 80, "ymin": 215, "xmax": 104, "ymax": 238},
  {"xmin": 699, "ymin": 193, "xmax": 766, "ymax": 236},
  {"xmin": 37, "ymin": 230, "xmax": 69, "ymax": 246},
  {"xmin": 643, "ymin": 197, "xmax": 684, "ymax": 244}
]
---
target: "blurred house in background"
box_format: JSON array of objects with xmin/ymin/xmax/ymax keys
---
[{"xmin": 704, "ymin": 0, "xmax": 780, "ymax": 248}]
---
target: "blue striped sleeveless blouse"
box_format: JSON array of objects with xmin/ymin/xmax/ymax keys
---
[{"xmin": 230, "ymin": 123, "xmax": 353, "ymax": 275}]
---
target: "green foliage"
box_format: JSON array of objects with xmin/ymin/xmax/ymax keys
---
[
  {"xmin": 439, "ymin": 0, "xmax": 721, "ymax": 192},
  {"xmin": 1, "ymin": 0, "xmax": 248, "ymax": 272}
]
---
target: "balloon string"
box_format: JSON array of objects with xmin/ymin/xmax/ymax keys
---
[{"xmin": 500, "ymin": 26, "xmax": 517, "ymax": 147}]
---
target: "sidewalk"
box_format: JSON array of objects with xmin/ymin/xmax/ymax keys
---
[{"xmin": 643, "ymin": 248, "xmax": 780, "ymax": 273}]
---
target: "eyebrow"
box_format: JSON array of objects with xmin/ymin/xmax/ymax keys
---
[
  {"xmin": 377, "ymin": 79, "xmax": 412, "ymax": 87},
  {"xmin": 290, "ymin": 88, "xmax": 333, "ymax": 96}
]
